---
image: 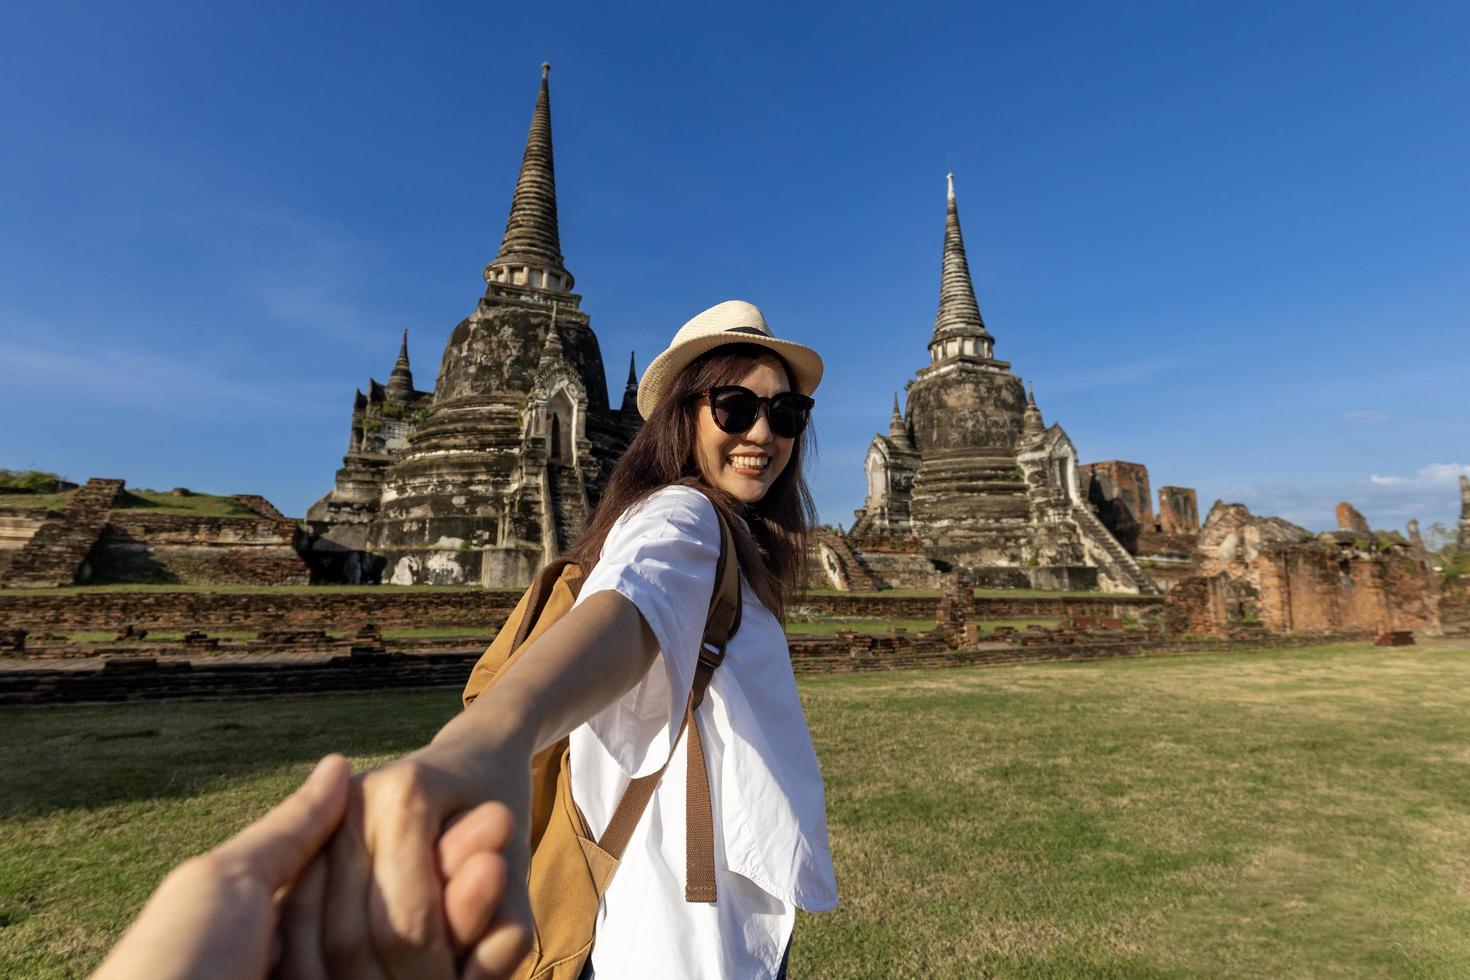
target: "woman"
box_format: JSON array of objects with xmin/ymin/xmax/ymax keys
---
[{"xmin": 282, "ymin": 300, "xmax": 837, "ymax": 980}]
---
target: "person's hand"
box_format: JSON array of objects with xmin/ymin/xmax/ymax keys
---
[
  {"xmin": 90, "ymin": 754, "xmax": 351, "ymax": 980},
  {"xmin": 284, "ymin": 741, "xmax": 535, "ymax": 980}
]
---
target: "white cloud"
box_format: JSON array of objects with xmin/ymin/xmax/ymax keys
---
[
  {"xmin": 1342, "ymin": 410, "xmax": 1390, "ymax": 426},
  {"xmin": 1201, "ymin": 464, "xmax": 1469, "ymax": 532},
  {"xmin": 1368, "ymin": 463, "xmax": 1470, "ymax": 489},
  {"xmin": 1356, "ymin": 463, "xmax": 1470, "ymax": 530}
]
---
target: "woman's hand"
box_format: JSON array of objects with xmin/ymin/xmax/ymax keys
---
[
  {"xmin": 91, "ymin": 754, "xmax": 351, "ymax": 980},
  {"xmin": 283, "ymin": 740, "xmax": 535, "ymax": 980},
  {"xmin": 283, "ymin": 589, "xmax": 659, "ymax": 979}
]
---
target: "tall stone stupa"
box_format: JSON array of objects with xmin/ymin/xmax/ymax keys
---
[
  {"xmin": 848, "ymin": 175, "xmax": 1157, "ymax": 594},
  {"xmin": 308, "ymin": 65, "xmax": 641, "ymax": 586}
]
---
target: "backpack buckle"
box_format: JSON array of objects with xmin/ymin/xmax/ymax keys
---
[{"xmin": 698, "ymin": 642, "xmax": 726, "ymax": 670}]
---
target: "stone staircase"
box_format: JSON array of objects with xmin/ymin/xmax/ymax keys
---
[
  {"xmin": 814, "ymin": 529, "xmax": 880, "ymax": 591},
  {"xmin": 546, "ymin": 463, "xmax": 589, "ymax": 554},
  {"xmin": 231, "ymin": 494, "xmax": 288, "ymax": 521},
  {"xmin": 0, "ymin": 478, "xmax": 126, "ymax": 588},
  {"xmin": 1073, "ymin": 505, "xmax": 1162, "ymax": 595}
]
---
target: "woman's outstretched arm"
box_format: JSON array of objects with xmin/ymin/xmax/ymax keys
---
[{"xmin": 286, "ymin": 589, "xmax": 658, "ymax": 980}]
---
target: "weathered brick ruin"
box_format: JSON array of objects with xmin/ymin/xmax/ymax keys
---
[
  {"xmin": 1157, "ymin": 486, "xmax": 1200, "ymax": 539},
  {"xmin": 1335, "ymin": 501, "xmax": 1371, "ymax": 534},
  {"xmin": 845, "ymin": 176, "xmax": 1158, "ymax": 596},
  {"xmin": 0, "ymin": 479, "xmax": 310, "ymax": 589},
  {"xmin": 0, "ymin": 587, "xmax": 510, "ymax": 632},
  {"xmin": 1460, "ymin": 475, "xmax": 1470, "ymax": 551},
  {"xmin": 0, "ymin": 478, "xmax": 126, "ymax": 587},
  {"xmin": 1079, "ymin": 461, "xmax": 1153, "ymax": 554},
  {"xmin": 1, "ymin": 571, "xmax": 1372, "ymax": 705},
  {"xmin": 92, "ymin": 511, "xmax": 309, "ymax": 586},
  {"xmin": 307, "ymin": 65, "xmax": 640, "ymax": 588},
  {"xmin": 1166, "ymin": 501, "xmax": 1440, "ymax": 636}
]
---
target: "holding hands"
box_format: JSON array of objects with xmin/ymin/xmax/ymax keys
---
[
  {"xmin": 95, "ymin": 590, "xmax": 661, "ymax": 980},
  {"xmin": 92, "ymin": 749, "xmax": 534, "ymax": 980},
  {"xmin": 283, "ymin": 738, "xmax": 536, "ymax": 980}
]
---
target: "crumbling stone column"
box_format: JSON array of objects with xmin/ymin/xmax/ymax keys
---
[
  {"xmin": 1336, "ymin": 502, "xmax": 1371, "ymax": 534},
  {"xmin": 934, "ymin": 569, "xmax": 979, "ymax": 647},
  {"xmin": 1460, "ymin": 475, "xmax": 1470, "ymax": 551},
  {"xmin": 1157, "ymin": 486, "xmax": 1199, "ymax": 536}
]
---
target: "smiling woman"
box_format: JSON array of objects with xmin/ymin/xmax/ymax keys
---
[{"xmin": 263, "ymin": 300, "xmax": 836, "ymax": 980}]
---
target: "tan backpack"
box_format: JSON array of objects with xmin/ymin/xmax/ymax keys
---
[{"xmin": 461, "ymin": 507, "xmax": 743, "ymax": 980}]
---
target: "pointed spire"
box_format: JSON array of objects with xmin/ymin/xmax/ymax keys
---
[
  {"xmin": 620, "ymin": 351, "xmax": 640, "ymax": 415},
  {"xmin": 486, "ymin": 63, "xmax": 572, "ymax": 291},
  {"xmin": 1022, "ymin": 382, "xmax": 1044, "ymax": 440},
  {"xmin": 387, "ymin": 329, "xmax": 415, "ymax": 401},
  {"xmin": 538, "ymin": 301, "xmax": 564, "ymax": 372},
  {"xmin": 931, "ymin": 172, "xmax": 993, "ymax": 351},
  {"xmin": 888, "ymin": 392, "xmax": 910, "ymax": 447}
]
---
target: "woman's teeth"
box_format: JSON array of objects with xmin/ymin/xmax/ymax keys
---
[{"xmin": 729, "ymin": 455, "xmax": 768, "ymax": 471}]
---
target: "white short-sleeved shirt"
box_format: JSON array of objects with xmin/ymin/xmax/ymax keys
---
[{"xmin": 568, "ymin": 485, "xmax": 838, "ymax": 979}]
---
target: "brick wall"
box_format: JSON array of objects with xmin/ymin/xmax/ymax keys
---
[
  {"xmin": 94, "ymin": 513, "xmax": 311, "ymax": 586},
  {"xmin": 0, "ymin": 632, "xmax": 1374, "ymax": 704},
  {"xmin": 1080, "ymin": 461, "xmax": 1154, "ymax": 527},
  {"xmin": 1251, "ymin": 545, "xmax": 1437, "ymax": 635},
  {"xmin": 0, "ymin": 586, "xmax": 1163, "ymax": 634},
  {"xmin": 1157, "ymin": 487, "xmax": 1199, "ymax": 536},
  {"xmin": 1441, "ymin": 581, "xmax": 1470, "ymax": 635},
  {"xmin": 0, "ymin": 588, "xmax": 521, "ymax": 631}
]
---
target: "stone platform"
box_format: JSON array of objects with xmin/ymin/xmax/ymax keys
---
[
  {"xmin": 0, "ymin": 626, "xmax": 1384, "ymax": 705},
  {"xmin": 0, "ymin": 587, "xmax": 1161, "ymax": 633}
]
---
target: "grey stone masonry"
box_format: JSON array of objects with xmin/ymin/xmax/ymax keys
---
[
  {"xmin": 307, "ymin": 65, "xmax": 640, "ymax": 587},
  {"xmin": 1460, "ymin": 475, "xmax": 1470, "ymax": 551},
  {"xmin": 846, "ymin": 175, "xmax": 1158, "ymax": 595}
]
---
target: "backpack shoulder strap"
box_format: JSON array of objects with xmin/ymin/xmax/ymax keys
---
[
  {"xmin": 596, "ymin": 508, "xmax": 742, "ymax": 905},
  {"xmin": 692, "ymin": 512, "xmax": 742, "ymax": 706},
  {"xmin": 682, "ymin": 512, "xmax": 740, "ymax": 902},
  {"xmin": 511, "ymin": 558, "xmax": 582, "ymax": 652}
]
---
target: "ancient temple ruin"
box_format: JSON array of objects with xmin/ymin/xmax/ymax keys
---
[
  {"xmin": 1460, "ymin": 475, "xmax": 1470, "ymax": 551},
  {"xmin": 308, "ymin": 65, "xmax": 640, "ymax": 587},
  {"xmin": 845, "ymin": 175, "xmax": 1158, "ymax": 595}
]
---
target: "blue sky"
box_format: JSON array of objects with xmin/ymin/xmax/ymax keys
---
[{"xmin": 3, "ymin": 1, "xmax": 1467, "ymax": 534}]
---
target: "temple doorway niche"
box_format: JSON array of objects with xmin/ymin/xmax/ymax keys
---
[
  {"xmin": 1049, "ymin": 445, "xmax": 1082, "ymax": 505},
  {"xmin": 547, "ymin": 389, "xmax": 576, "ymax": 464},
  {"xmin": 866, "ymin": 447, "xmax": 889, "ymax": 507}
]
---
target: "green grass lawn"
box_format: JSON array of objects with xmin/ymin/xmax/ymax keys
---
[
  {"xmin": 0, "ymin": 489, "xmax": 288, "ymax": 517},
  {"xmin": 112, "ymin": 490, "xmax": 260, "ymax": 518},
  {"xmin": 380, "ymin": 626, "xmax": 498, "ymax": 640},
  {"xmin": 0, "ymin": 491, "xmax": 74, "ymax": 512},
  {"xmin": 3, "ymin": 642, "xmax": 1470, "ymax": 977}
]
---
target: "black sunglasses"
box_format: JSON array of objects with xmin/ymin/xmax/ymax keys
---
[{"xmin": 698, "ymin": 386, "xmax": 815, "ymax": 439}]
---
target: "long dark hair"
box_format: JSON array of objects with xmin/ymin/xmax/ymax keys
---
[{"xmin": 566, "ymin": 343, "xmax": 816, "ymax": 619}]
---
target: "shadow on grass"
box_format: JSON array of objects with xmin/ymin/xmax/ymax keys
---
[{"xmin": 0, "ymin": 689, "xmax": 464, "ymax": 820}]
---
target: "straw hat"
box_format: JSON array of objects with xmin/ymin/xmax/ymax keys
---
[{"xmin": 636, "ymin": 300, "xmax": 824, "ymax": 420}]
